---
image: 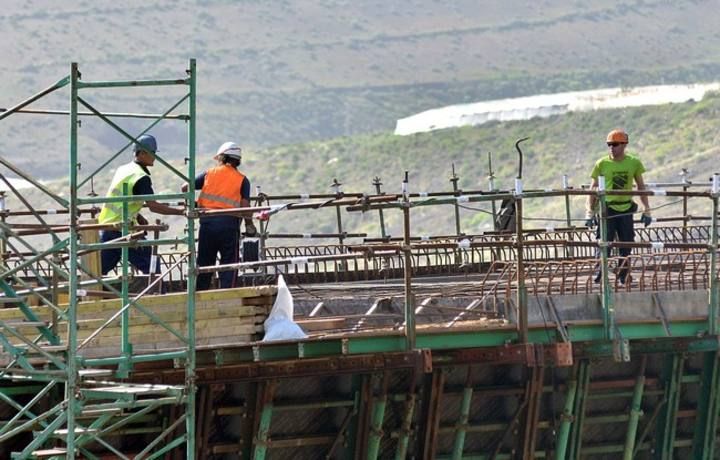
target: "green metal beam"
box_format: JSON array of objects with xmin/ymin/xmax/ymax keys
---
[
  {"xmin": 568, "ymin": 360, "xmax": 590, "ymax": 459},
  {"xmin": 554, "ymin": 370, "xmax": 578, "ymax": 460},
  {"xmin": 622, "ymin": 358, "xmax": 646, "ymax": 459},
  {"xmin": 655, "ymin": 353, "xmax": 684, "ymax": 460},
  {"xmin": 252, "ymin": 381, "xmax": 276, "ymax": 460},
  {"xmin": 692, "ymin": 352, "xmax": 720, "ymax": 459},
  {"xmin": 394, "ymin": 393, "xmax": 416, "ymax": 460},
  {"xmin": 366, "ymin": 376, "xmax": 388, "ymax": 460},
  {"xmin": 451, "ymin": 383, "xmax": 473, "ymax": 459}
]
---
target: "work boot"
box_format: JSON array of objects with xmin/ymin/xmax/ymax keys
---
[
  {"xmin": 593, "ymin": 272, "xmax": 602, "ymax": 284},
  {"xmin": 618, "ymin": 272, "xmax": 631, "ymax": 286}
]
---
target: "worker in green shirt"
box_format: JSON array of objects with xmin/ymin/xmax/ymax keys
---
[{"xmin": 585, "ymin": 129, "xmax": 652, "ymax": 284}]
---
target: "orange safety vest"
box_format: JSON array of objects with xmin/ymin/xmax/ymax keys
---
[{"xmin": 197, "ymin": 165, "xmax": 246, "ymax": 209}]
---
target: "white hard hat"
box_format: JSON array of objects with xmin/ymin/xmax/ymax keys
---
[{"xmin": 213, "ymin": 141, "xmax": 242, "ymax": 160}]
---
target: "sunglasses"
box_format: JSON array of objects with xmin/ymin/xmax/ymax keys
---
[{"xmin": 607, "ymin": 142, "xmax": 625, "ymax": 147}]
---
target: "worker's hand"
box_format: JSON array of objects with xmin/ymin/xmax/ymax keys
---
[
  {"xmin": 640, "ymin": 209, "xmax": 652, "ymax": 227},
  {"xmin": 245, "ymin": 221, "xmax": 257, "ymax": 237},
  {"xmin": 584, "ymin": 211, "xmax": 597, "ymax": 228},
  {"xmin": 254, "ymin": 210, "xmax": 271, "ymax": 222},
  {"xmin": 136, "ymin": 213, "xmax": 148, "ymax": 226}
]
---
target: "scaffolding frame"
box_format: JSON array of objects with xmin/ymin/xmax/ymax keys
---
[{"xmin": 0, "ymin": 60, "xmax": 197, "ymax": 459}]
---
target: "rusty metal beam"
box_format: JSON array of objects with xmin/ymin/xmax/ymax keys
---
[
  {"xmin": 131, "ymin": 350, "xmax": 431, "ymax": 384},
  {"xmin": 421, "ymin": 369, "xmax": 445, "ymax": 460}
]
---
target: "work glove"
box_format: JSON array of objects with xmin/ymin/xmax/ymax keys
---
[
  {"xmin": 584, "ymin": 211, "xmax": 597, "ymax": 228},
  {"xmin": 245, "ymin": 221, "xmax": 258, "ymax": 237},
  {"xmin": 640, "ymin": 209, "xmax": 652, "ymax": 227}
]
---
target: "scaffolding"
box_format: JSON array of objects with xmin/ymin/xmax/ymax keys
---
[
  {"xmin": 0, "ymin": 60, "xmax": 197, "ymax": 459},
  {"xmin": 2, "ymin": 61, "xmax": 720, "ymax": 458}
]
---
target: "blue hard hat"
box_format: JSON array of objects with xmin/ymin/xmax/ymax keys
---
[{"xmin": 133, "ymin": 134, "xmax": 157, "ymax": 154}]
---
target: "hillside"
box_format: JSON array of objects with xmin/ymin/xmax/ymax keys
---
[
  {"xmin": 9, "ymin": 92, "xmax": 720, "ymax": 242},
  {"xmin": 1, "ymin": 0, "xmax": 720, "ymax": 180}
]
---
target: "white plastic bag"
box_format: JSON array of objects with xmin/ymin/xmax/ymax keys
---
[{"xmin": 262, "ymin": 275, "xmax": 307, "ymax": 341}]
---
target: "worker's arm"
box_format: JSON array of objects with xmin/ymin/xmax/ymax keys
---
[
  {"xmin": 241, "ymin": 198, "xmax": 257, "ymax": 235},
  {"xmin": 146, "ymin": 200, "xmax": 184, "ymax": 216},
  {"xmin": 635, "ymin": 173, "xmax": 650, "ymax": 212},
  {"xmin": 585, "ymin": 178, "xmax": 599, "ymax": 226},
  {"xmin": 635, "ymin": 173, "xmax": 652, "ymax": 226}
]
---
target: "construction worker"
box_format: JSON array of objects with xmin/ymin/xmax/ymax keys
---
[
  {"xmin": 190, "ymin": 142, "xmax": 256, "ymax": 290},
  {"xmin": 98, "ymin": 134, "xmax": 184, "ymax": 275},
  {"xmin": 585, "ymin": 129, "xmax": 651, "ymax": 284}
]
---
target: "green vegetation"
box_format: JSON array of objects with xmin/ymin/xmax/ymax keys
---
[
  {"xmin": 12, "ymin": 92, "xmax": 720, "ymax": 241},
  {"xmin": 2, "ymin": 0, "xmax": 720, "ymax": 181}
]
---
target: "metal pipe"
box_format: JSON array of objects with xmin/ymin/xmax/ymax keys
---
[
  {"xmin": 708, "ymin": 181, "xmax": 718, "ymax": 335},
  {"xmin": 0, "ymin": 75, "xmax": 69, "ymax": 122},
  {"xmin": 622, "ymin": 357, "xmax": 647, "ymax": 459},
  {"xmin": 394, "ymin": 393, "xmax": 416, "ymax": 460},
  {"xmin": 185, "ymin": 57, "xmax": 199, "ymax": 460},
  {"xmin": 366, "ymin": 375, "xmax": 388, "ymax": 460},
  {"xmin": 516, "ymin": 184, "xmax": 528, "ymax": 343},
  {"xmin": 554, "ymin": 373, "xmax": 578, "ymax": 460},
  {"xmin": 253, "ymin": 382, "xmax": 276, "ymax": 460},
  {"xmin": 597, "ymin": 176, "xmax": 613, "ymax": 341},
  {"xmin": 0, "ymin": 107, "xmax": 189, "ymax": 120},
  {"xmin": 64, "ymin": 61, "xmax": 81, "ymax": 460},
  {"xmin": 402, "ymin": 171, "xmax": 415, "ymax": 350},
  {"xmin": 451, "ymin": 368, "xmax": 474, "ymax": 459},
  {"xmin": 77, "ymin": 78, "xmax": 189, "ymax": 88},
  {"xmin": 373, "ymin": 177, "xmax": 388, "ymax": 239}
]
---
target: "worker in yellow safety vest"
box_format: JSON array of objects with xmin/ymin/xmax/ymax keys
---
[
  {"xmin": 99, "ymin": 134, "xmax": 184, "ymax": 275},
  {"xmin": 187, "ymin": 141, "xmax": 256, "ymax": 290}
]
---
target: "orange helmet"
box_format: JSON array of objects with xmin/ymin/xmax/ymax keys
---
[{"xmin": 606, "ymin": 129, "xmax": 629, "ymax": 144}]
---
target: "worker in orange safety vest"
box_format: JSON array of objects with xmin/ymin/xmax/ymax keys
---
[{"xmin": 188, "ymin": 142, "xmax": 256, "ymax": 290}]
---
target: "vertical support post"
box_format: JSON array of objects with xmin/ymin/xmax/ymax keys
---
[
  {"xmin": 402, "ymin": 171, "xmax": 415, "ymax": 350},
  {"xmin": 691, "ymin": 352, "xmax": 720, "ymax": 459},
  {"xmin": 563, "ymin": 175, "xmax": 575, "ymax": 260},
  {"xmin": 394, "ymin": 393, "xmax": 416, "ymax": 460},
  {"xmin": 655, "ymin": 353, "xmax": 683, "ymax": 460},
  {"xmin": 487, "ymin": 152, "xmax": 498, "ymax": 230},
  {"xmin": 66, "ymin": 60, "xmax": 81, "ymax": 460},
  {"xmin": 451, "ymin": 367, "xmax": 473, "ymax": 460},
  {"xmin": 372, "ymin": 177, "xmax": 387, "ymax": 239},
  {"xmin": 331, "ymin": 178, "xmax": 345, "ymax": 249},
  {"xmin": 421, "ymin": 369, "xmax": 445, "ymax": 460},
  {"xmin": 120, "ymin": 181, "xmax": 131, "ymax": 373},
  {"xmin": 554, "ymin": 368, "xmax": 579, "ymax": 460},
  {"xmin": 597, "ymin": 176, "xmax": 614, "ymax": 341},
  {"xmin": 681, "ymin": 168, "xmax": 689, "ymax": 243},
  {"xmin": 521, "ymin": 365, "xmax": 544, "ymax": 459},
  {"xmin": 622, "ymin": 357, "xmax": 646, "ymax": 460},
  {"xmin": 708, "ymin": 175, "xmax": 719, "ymax": 335},
  {"xmin": 563, "ymin": 174, "xmax": 572, "ymax": 227},
  {"xmin": 252, "ymin": 381, "xmax": 276, "ymax": 460},
  {"xmin": 515, "ymin": 178, "xmax": 528, "ymax": 343},
  {"xmin": 450, "ymin": 165, "xmax": 463, "ymax": 266},
  {"xmin": 185, "ymin": 57, "xmax": 198, "ymax": 460},
  {"xmin": 366, "ymin": 373, "xmax": 388, "ymax": 460},
  {"xmin": 568, "ymin": 360, "xmax": 591, "ymax": 460},
  {"xmin": 450, "ymin": 164, "xmax": 461, "ymax": 237}
]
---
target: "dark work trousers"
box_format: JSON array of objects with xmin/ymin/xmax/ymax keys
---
[
  {"xmin": 101, "ymin": 230, "xmax": 157, "ymax": 275},
  {"xmin": 595, "ymin": 207, "xmax": 635, "ymax": 282},
  {"xmin": 196, "ymin": 216, "xmax": 240, "ymax": 290}
]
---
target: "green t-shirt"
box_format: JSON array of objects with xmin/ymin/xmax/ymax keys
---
[{"xmin": 590, "ymin": 153, "xmax": 646, "ymax": 212}]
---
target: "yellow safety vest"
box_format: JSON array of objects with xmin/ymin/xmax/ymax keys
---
[{"xmin": 98, "ymin": 162, "xmax": 149, "ymax": 225}]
